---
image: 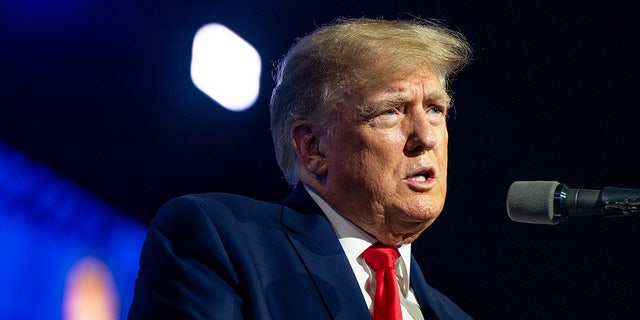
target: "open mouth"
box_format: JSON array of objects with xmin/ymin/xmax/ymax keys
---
[
  {"xmin": 406, "ymin": 168, "xmax": 435, "ymax": 182},
  {"xmin": 408, "ymin": 174, "xmax": 428, "ymax": 182}
]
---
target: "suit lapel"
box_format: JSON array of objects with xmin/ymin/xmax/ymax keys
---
[
  {"xmin": 411, "ymin": 256, "xmax": 438, "ymax": 319},
  {"xmin": 280, "ymin": 184, "xmax": 370, "ymax": 319}
]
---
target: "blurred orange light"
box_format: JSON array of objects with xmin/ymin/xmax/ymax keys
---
[{"xmin": 63, "ymin": 257, "xmax": 119, "ymax": 320}]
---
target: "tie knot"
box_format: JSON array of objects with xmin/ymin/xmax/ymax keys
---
[{"xmin": 362, "ymin": 243, "xmax": 400, "ymax": 270}]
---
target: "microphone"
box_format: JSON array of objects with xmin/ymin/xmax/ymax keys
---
[{"xmin": 506, "ymin": 181, "xmax": 640, "ymax": 225}]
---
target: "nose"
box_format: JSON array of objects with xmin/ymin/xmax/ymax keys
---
[{"xmin": 404, "ymin": 109, "xmax": 438, "ymax": 156}]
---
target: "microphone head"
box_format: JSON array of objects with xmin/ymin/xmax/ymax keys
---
[{"xmin": 506, "ymin": 181, "xmax": 560, "ymax": 225}]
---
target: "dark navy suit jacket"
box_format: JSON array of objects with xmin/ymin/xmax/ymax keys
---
[{"xmin": 128, "ymin": 184, "xmax": 471, "ymax": 319}]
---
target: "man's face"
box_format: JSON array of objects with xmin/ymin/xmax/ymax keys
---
[{"xmin": 321, "ymin": 65, "xmax": 449, "ymax": 245}]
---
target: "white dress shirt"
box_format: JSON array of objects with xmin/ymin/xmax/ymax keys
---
[{"xmin": 304, "ymin": 185, "xmax": 424, "ymax": 320}]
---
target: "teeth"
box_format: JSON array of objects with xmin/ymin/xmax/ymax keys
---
[{"xmin": 410, "ymin": 175, "xmax": 427, "ymax": 182}]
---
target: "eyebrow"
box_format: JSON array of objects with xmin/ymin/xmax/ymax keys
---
[
  {"xmin": 367, "ymin": 96, "xmax": 408, "ymax": 110},
  {"xmin": 360, "ymin": 90, "xmax": 451, "ymax": 116},
  {"xmin": 426, "ymin": 90, "xmax": 452, "ymax": 108},
  {"xmin": 356, "ymin": 95, "xmax": 404, "ymax": 119}
]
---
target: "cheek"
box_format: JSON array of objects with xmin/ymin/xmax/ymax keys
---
[
  {"xmin": 440, "ymin": 131, "xmax": 449, "ymax": 184},
  {"xmin": 348, "ymin": 127, "xmax": 404, "ymax": 158},
  {"xmin": 367, "ymin": 130, "xmax": 407, "ymax": 161},
  {"xmin": 339, "ymin": 143, "xmax": 397, "ymax": 190},
  {"xmin": 440, "ymin": 129, "xmax": 449, "ymax": 160},
  {"xmin": 388, "ymin": 129, "xmax": 408, "ymax": 144}
]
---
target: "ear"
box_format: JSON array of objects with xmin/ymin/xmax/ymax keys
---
[{"xmin": 290, "ymin": 120, "xmax": 328, "ymax": 178}]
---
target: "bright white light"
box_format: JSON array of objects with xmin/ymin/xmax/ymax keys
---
[{"xmin": 190, "ymin": 23, "xmax": 262, "ymax": 112}]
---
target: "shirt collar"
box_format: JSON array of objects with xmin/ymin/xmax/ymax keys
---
[{"xmin": 303, "ymin": 184, "xmax": 412, "ymax": 296}]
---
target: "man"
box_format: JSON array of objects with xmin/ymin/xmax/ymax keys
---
[{"xmin": 129, "ymin": 17, "xmax": 472, "ymax": 319}]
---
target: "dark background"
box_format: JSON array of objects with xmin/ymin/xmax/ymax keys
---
[{"xmin": 2, "ymin": 0, "xmax": 639, "ymax": 318}]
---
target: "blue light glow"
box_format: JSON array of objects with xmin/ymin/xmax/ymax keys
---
[{"xmin": 0, "ymin": 141, "xmax": 147, "ymax": 319}]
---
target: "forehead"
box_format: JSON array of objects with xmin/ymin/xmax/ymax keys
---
[{"xmin": 359, "ymin": 66, "xmax": 449, "ymax": 104}]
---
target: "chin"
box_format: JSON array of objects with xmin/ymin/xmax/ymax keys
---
[{"xmin": 407, "ymin": 200, "xmax": 444, "ymax": 219}]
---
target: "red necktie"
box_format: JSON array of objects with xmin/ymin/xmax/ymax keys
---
[{"xmin": 362, "ymin": 243, "xmax": 402, "ymax": 320}]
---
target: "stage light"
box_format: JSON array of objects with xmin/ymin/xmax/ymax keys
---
[
  {"xmin": 0, "ymin": 141, "xmax": 146, "ymax": 319},
  {"xmin": 190, "ymin": 23, "xmax": 262, "ymax": 112},
  {"xmin": 63, "ymin": 257, "xmax": 119, "ymax": 320}
]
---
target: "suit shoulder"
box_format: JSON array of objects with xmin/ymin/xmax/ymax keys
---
[
  {"xmin": 177, "ymin": 192, "xmax": 279, "ymax": 210},
  {"xmin": 151, "ymin": 192, "xmax": 283, "ymax": 228}
]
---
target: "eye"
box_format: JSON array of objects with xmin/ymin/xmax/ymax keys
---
[
  {"xmin": 381, "ymin": 109, "xmax": 398, "ymax": 115},
  {"xmin": 426, "ymin": 105, "xmax": 448, "ymax": 124},
  {"xmin": 428, "ymin": 105, "xmax": 449, "ymax": 118},
  {"xmin": 428, "ymin": 105, "xmax": 444, "ymax": 114},
  {"xmin": 368, "ymin": 107, "xmax": 403, "ymax": 127}
]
